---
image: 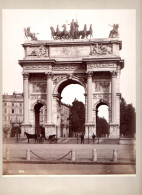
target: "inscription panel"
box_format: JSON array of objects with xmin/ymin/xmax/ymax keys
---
[{"xmin": 50, "ymin": 46, "xmax": 90, "ymax": 57}]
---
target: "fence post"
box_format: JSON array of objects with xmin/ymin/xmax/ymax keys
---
[
  {"xmin": 71, "ymin": 149, "xmax": 75, "ymax": 162},
  {"xmin": 6, "ymin": 148, "xmax": 10, "ymax": 161},
  {"xmin": 26, "ymin": 149, "xmax": 30, "ymax": 160},
  {"xmin": 113, "ymin": 148, "xmax": 117, "ymax": 162},
  {"xmin": 92, "ymin": 148, "xmax": 97, "ymax": 162}
]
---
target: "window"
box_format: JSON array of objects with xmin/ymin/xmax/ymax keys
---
[
  {"xmin": 20, "ymin": 103, "xmax": 22, "ymax": 107},
  {"xmin": 4, "ymin": 103, "xmax": 7, "ymax": 106},
  {"xmin": 12, "ymin": 103, "xmax": 14, "ymax": 106},
  {"xmin": 12, "ymin": 109, "xmax": 14, "ymax": 113},
  {"xmin": 20, "ymin": 109, "xmax": 22, "ymax": 114},
  {"xmin": 4, "ymin": 109, "xmax": 7, "ymax": 113}
]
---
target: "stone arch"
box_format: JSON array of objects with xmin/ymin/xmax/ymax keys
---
[
  {"xmin": 93, "ymin": 99, "xmax": 110, "ymax": 111},
  {"xmin": 93, "ymin": 99, "xmax": 110, "ymax": 137},
  {"xmin": 31, "ymin": 99, "xmax": 47, "ymax": 111},
  {"xmin": 53, "ymin": 76, "xmax": 87, "ymax": 96}
]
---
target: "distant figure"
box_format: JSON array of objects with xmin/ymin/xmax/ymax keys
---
[
  {"xmin": 81, "ymin": 133, "xmax": 84, "ymax": 144},
  {"xmin": 92, "ymin": 133, "xmax": 96, "ymax": 144}
]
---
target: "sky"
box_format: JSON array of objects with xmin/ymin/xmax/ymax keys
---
[{"xmin": 2, "ymin": 9, "xmax": 136, "ymax": 120}]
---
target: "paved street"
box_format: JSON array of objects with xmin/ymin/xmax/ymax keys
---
[
  {"xmin": 3, "ymin": 163, "xmax": 136, "ymax": 175},
  {"xmin": 2, "ymin": 138, "xmax": 136, "ymax": 175}
]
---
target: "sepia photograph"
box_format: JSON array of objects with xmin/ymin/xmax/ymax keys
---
[
  {"xmin": 2, "ymin": 9, "xmax": 136, "ymax": 176},
  {"xmin": 1, "ymin": 3, "xmax": 141, "ymax": 195}
]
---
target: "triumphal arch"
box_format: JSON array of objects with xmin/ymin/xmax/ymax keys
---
[{"xmin": 19, "ymin": 24, "xmax": 124, "ymax": 138}]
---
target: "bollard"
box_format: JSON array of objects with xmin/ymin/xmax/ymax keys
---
[
  {"xmin": 6, "ymin": 148, "xmax": 10, "ymax": 161},
  {"xmin": 92, "ymin": 148, "xmax": 97, "ymax": 162},
  {"xmin": 71, "ymin": 149, "xmax": 75, "ymax": 162},
  {"xmin": 26, "ymin": 149, "xmax": 30, "ymax": 160},
  {"xmin": 113, "ymin": 149, "xmax": 118, "ymax": 162}
]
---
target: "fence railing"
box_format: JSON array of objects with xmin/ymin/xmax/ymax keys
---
[{"xmin": 4, "ymin": 147, "xmax": 136, "ymax": 163}]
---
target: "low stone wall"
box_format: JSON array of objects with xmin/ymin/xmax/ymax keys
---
[{"xmin": 119, "ymin": 138, "xmax": 136, "ymax": 145}]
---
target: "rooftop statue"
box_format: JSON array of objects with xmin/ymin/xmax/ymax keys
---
[
  {"xmin": 109, "ymin": 24, "xmax": 119, "ymax": 38},
  {"xmin": 50, "ymin": 19, "xmax": 93, "ymax": 40},
  {"xmin": 24, "ymin": 27, "xmax": 39, "ymax": 41}
]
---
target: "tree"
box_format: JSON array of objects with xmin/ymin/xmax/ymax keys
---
[
  {"xmin": 70, "ymin": 99, "xmax": 85, "ymax": 135},
  {"xmin": 96, "ymin": 117, "xmax": 109, "ymax": 137},
  {"xmin": 120, "ymin": 97, "xmax": 136, "ymax": 137}
]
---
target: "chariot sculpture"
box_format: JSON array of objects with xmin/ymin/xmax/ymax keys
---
[{"xmin": 50, "ymin": 19, "xmax": 93, "ymax": 40}]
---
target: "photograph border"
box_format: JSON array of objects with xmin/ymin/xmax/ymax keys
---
[{"xmin": 0, "ymin": 0, "xmax": 141, "ymax": 195}]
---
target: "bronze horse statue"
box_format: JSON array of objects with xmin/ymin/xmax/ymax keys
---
[
  {"xmin": 24, "ymin": 27, "xmax": 39, "ymax": 41},
  {"xmin": 62, "ymin": 24, "xmax": 70, "ymax": 39},
  {"xmin": 109, "ymin": 24, "xmax": 119, "ymax": 38},
  {"xmin": 50, "ymin": 23, "xmax": 93, "ymax": 40}
]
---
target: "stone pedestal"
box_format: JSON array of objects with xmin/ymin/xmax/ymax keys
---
[
  {"xmin": 45, "ymin": 123, "xmax": 55, "ymax": 137},
  {"xmin": 21, "ymin": 124, "xmax": 32, "ymax": 135},
  {"xmin": 109, "ymin": 124, "xmax": 120, "ymax": 138},
  {"xmin": 85, "ymin": 123, "xmax": 96, "ymax": 138}
]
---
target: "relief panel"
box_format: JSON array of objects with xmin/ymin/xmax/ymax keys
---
[
  {"xmin": 32, "ymin": 82, "xmax": 46, "ymax": 93},
  {"xmin": 26, "ymin": 45, "xmax": 49, "ymax": 58},
  {"xmin": 50, "ymin": 46, "xmax": 90, "ymax": 57}
]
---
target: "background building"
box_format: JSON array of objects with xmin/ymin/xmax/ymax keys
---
[{"xmin": 2, "ymin": 92, "xmax": 70, "ymax": 137}]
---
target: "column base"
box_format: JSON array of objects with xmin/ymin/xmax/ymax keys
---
[
  {"xmin": 109, "ymin": 123, "xmax": 120, "ymax": 138},
  {"xmin": 21, "ymin": 123, "xmax": 32, "ymax": 135},
  {"xmin": 44, "ymin": 123, "xmax": 56, "ymax": 137},
  {"xmin": 85, "ymin": 123, "xmax": 96, "ymax": 138}
]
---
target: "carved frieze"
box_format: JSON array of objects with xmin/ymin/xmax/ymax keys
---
[
  {"xmin": 27, "ymin": 45, "xmax": 48, "ymax": 57},
  {"xmin": 23, "ymin": 65, "xmax": 52, "ymax": 70},
  {"xmin": 32, "ymin": 82, "xmax": 46, "ymax": 93},
  {"xmin": 90, "ymin": 44, "xmax": 112, "ymax": 56},
  {"xmin": 52, "ymin": 64, "xmax": 86, "ymax": 71},
  {"xmin": 87, "ymin": 63, "xmax": 116, "ymax": 69}
]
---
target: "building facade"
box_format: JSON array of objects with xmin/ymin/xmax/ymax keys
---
[{"xmin": 2, "ymin": 92, "xmax": 70, "ymax": 137}]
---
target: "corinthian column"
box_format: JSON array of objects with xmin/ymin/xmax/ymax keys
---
[
  {"xmin": 111, "ymin": 71, "xmax": 117, "ymax": 123},
  {"xmin": 46, "ymin": 72, "xmax": 52, "ymax": 124},
  {"xmin": 22, "ymin": 73, "xmax": 29, "ymax": 124},
  {"xmin": 87, "ymin": 71, "xmax": 93, "ymax": 123}
]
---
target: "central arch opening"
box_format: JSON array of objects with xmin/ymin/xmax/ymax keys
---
[{"xmin": 57, "ymin": 80, "xmax": 85, "ymax": 138}]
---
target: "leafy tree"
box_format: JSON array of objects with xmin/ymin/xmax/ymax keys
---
[
  {"xmin": 70, "ymin": 98, "xmax": 85, "ymax": 135},
  {"xmin": 120, "ymin": 97, "xmax": 136, "ymax": 137},
  {"xmin": 96, "ymin": 117, "xmax": 109, "ymax": 137}
]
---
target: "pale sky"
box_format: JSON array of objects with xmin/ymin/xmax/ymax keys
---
[{"xmin": 2, "ymin": 9, "xmax": 136, "ymax": 120}]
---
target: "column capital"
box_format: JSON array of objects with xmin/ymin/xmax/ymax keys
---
[
  {"xmin": 22, "ymin": 72, "xmax": 29, "ymax": 79},
  {"xmin": 111, "ymin": 71, "xmax": 117, "ymax": 78},
  {"xmin": 87, "ymin": 71, "xmax": 93, "ymax": 78},
  {"xmin": 45, "ymin": 72, "xmax": 53, "ymax": 79}
]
